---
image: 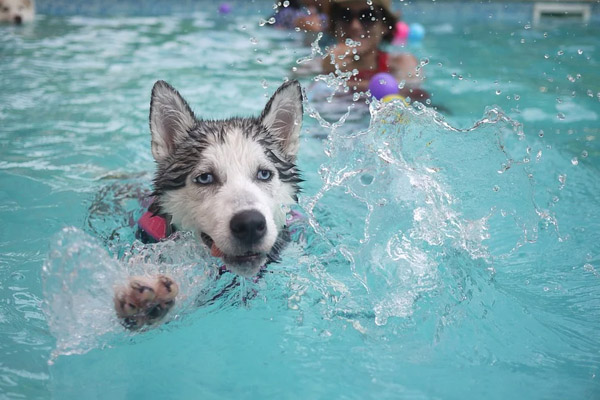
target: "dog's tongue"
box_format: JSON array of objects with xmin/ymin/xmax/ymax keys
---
[{"xmin": 210, "ymin": 242, "xmax": 224, "ymax": 258}]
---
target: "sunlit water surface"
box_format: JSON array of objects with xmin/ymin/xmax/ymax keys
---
[{"xmin": 1, "ymin": 2, "xmax": 599, "ymax": 399}]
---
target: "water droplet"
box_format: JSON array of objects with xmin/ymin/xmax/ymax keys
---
[
  {"xmin": 240, "ymin": 25, "xmax": 247, "ymax": 30},
  {"xmin": 543, "ymin": 32, "xmax": 548, "ymax": 38},
  {"xmin": 558, "ymin": 174, "xmax": 566, "ymax": 187},
  {"xmin": 360, "ymin": 174, "xmax": 374, "ymax": 185},
  {"xmin": 261, "ymin": 79, "xmax": 269, "ymax": 89},
  {"xmin": 584, "ymin": 263, "xmax": 595, "ymax": 273},
  {"xmin": 581, "ymin": 150, "xmax": 588, "ymax": 158},
  {"xmin": 520, "ymin": 38, "xmax": 525, "ymax": 44},
  {"xmin": 577, "ymin": 49, "xmax": 583, "ymax": 55},
  {"xmin": 256, "ymin": 57, "xmax": 263, "ymax": 64},
  {"xmin": 538, "ymin": 130, "xmax": 544, "ymax": 137},
  {"xmin": 571, "ymin": 157, "xmax": 579, "ymax": 166},
  {"xmin": 353, "ymin": 55, "xmax": 360, "ymax": 61},
  {"xmin": 567, "ymin": 75, "xmax": 576, "ymax": 83},
  {"xmin": 268, "ymin": 17, "xmax": 276, "ymax": 24},
  {"xmin": 524, "ymin": 24, "xmax": 531, "ymax": 30},
  {"xmin": 514, "ymin": 94, "xmax": 520, "ymax": 101},
  {"xmin": 544, "ymin": 54, "xmax": 549, "ymax": 59},
  {"xmin": 492, "ymin": 185, "xmax": 500, "ymax": 192},
  {"xmin": 495, "ymin": 90, "xmax": 502, "ymax": 95},
  {"xmin": 250, "ymin": 37, "xmax": 258, "ymax": 45},
  {"xmin": 557, "ymin": 50, "xmax": 564, "ymax": 56},
  {"xmin": 458, "ymin": 75, "xmax": 463, "ymax": 80},
  {"xmin": 557, "ymin": 112, "xmax": 565, "ymax": 120},
  {"xmin": 283, "ymin": 0, "xmax": 290, "ymax": 7}
]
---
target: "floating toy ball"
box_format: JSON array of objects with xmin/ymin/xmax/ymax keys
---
[
  {"xmin": 393, "ymin": 21, "xmax": 410, "ymax": 44},
  {"xmin": 408, "ymin": 23, "xmax": 425, "ymax": 41},
  {"xmin": 369, "ymin": 72, "xmax": 399, "ymax": 100},
  {"xmin": 218, "ymin": 3, "xmax": 232, "ymax": 14}
]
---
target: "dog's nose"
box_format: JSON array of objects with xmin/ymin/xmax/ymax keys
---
[
  {"xmin": 14, "ymin": 15, "xmax": 22, "ymax": 24},
  {"xmin": 230, "ymin": 210, "xmax": 266, "ymax": 245}
]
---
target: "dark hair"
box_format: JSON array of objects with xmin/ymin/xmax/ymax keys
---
[{"xmin": 328, "ymin": 3, "xmax": 397, "ymax": 43}]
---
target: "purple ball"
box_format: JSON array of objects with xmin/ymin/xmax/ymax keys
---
[
  {"xmin": 369, "ymin": 73, "xmax": 399, "ymax": 100},
  {"xmin": 218, "ymin": 3, "xmax": 232, "ymax": 14}
]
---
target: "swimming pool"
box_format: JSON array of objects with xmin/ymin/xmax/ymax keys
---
[{"xmin": 1, "ymin": 0, "xmax": 599, "ymax": 398}]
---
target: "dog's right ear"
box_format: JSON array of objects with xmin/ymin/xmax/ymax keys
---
[{"xmin": 149, "ymin": 81, "xmax": 196, "ymax": 162}]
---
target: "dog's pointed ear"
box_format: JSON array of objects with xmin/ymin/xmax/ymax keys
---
[
  {"xmin": 260, "ymin": 80, "xmax": 303, "ymax": 161},
  {"xmin": 149, "ymin": 80, "xmax": 196, "ymax": 162}
]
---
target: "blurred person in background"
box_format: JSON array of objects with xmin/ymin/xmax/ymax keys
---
[{"xmin": 322, "ymin": 0, "xmax": 428, "ymax": 101}]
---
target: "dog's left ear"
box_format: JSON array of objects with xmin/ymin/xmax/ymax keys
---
[{"xmin": 260, "ymin": 80, "xmax": 303, "ymax": 161}]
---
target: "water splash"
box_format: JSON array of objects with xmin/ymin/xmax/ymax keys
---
[
  {"xmin": 42, "ymin": 227, "xmax": 242, "ymax": 362},
  {"xmin": 42, "ymin": 95, "xmax": 555, "ymax": 358},
  {"xmin": 296, "ymin": 98, "xmax": 551, "ymax": 328}
]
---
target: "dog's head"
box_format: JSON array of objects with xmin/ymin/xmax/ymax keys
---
[
  {"xmin": 149, "ymin": 80, "xmax": 303, "ymax": 277},
  {"xmin": 0, "ymin": 0, "xmax": 35, "ymax": 24}
]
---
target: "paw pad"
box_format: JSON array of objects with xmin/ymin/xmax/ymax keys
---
[{"xmin": 114, "ymin": 275, "xmax": 179, "ymax": 330}]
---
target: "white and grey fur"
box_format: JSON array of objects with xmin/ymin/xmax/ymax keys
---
[
  {"xmin": 0, "ymin": 0, "xmax": 35, "ymax": 24},
  {"xmin": 148, "ymin": 80, "xmax": 303, "ymax": 277}
]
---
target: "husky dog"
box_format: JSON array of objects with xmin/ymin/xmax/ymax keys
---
[
  {"xmin": 114, "ymin": 80, "xmax": 304, "ymax": 329},
  {"xmin": 0, "ymin": 0, "xmax": 35, "ymax": 24}
]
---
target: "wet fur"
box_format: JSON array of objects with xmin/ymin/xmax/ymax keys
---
[
  {"xmin": 115, "ymin": 80, "xmax": 304, "ymax": 329},
  {"xmin": 0, "ymin": 0, "xmax": 34, "ymax": 24},
  {"xmin": 149, "ymin": 80, "xmax": 303, "ymax": 277}
]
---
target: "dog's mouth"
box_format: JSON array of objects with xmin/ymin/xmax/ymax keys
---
[{"xmin": 200, "ymin": 232, "xmax": 267, "ymax": 268}]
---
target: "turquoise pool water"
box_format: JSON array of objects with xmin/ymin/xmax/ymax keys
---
[{"xmin": 1, "ymin": 1, "xmax": 599, "ymax": 399}]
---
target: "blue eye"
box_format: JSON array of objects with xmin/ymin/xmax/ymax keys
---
[
  {"xmin": 257, "ymin": 169, "xmax": 272, "ymax": 181},
  {"xmin": 193, "ymin": 173, "xmax": 214, "ymax": 185}
]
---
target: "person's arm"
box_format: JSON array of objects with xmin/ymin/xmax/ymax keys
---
[{"xmin": 388, "ymin": 53, "xmax": 424, "ymax": 88}]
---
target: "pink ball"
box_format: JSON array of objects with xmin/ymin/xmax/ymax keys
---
[
  {"xmin": 393, "ymin": 21, "xmax": 410, "ymax": 44},
  {"xmin": 369, "ymin": 73, "xmax": 399, "ymax": 100}
]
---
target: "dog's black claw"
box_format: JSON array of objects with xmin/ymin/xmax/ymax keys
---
[{"xmin": 122, "ymin": 316, "xmax": 141, "ymax": 330}]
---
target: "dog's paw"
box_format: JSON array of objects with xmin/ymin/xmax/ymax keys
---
[{"xmin": 113, "ymin": 275, "xmax": 179, "ymax": 330}]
